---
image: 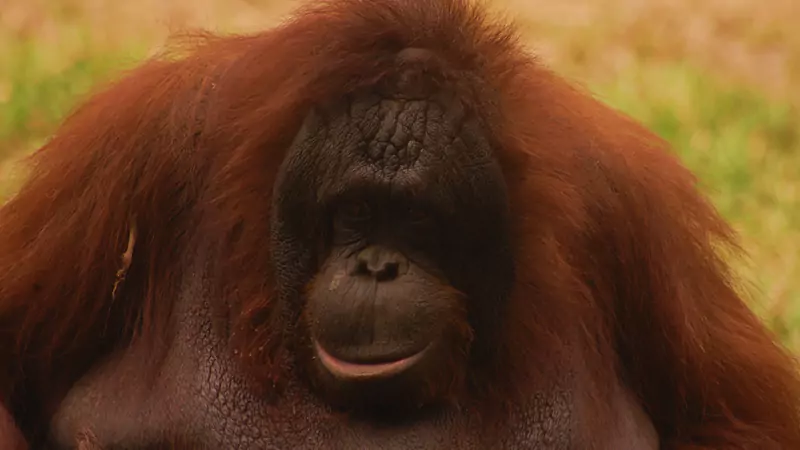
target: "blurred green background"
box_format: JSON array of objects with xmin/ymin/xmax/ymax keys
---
[{"xmin": 1, "ymin": 0, "xmax": 799, "ymax": 351}]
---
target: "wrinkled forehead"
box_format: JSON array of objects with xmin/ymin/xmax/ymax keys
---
[{"xmin": 281, "ymin": 90, "xmax": 504, "ymax": 211}]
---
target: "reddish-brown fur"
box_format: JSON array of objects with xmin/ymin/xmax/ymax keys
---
[{"xmin": 1, "ymin": 0, "xmax": 799, "ymax": 448}]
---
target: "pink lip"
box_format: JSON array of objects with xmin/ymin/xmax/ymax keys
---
[{"xmin": 314, "ymin": 341, "xmax": 428, "ymax": 380}]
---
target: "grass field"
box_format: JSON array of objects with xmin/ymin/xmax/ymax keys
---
[{"xmin": 1, "ymin": 0, "xmax": 799, "ymax": 350}]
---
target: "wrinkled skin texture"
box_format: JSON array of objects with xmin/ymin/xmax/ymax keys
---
[
  {"xmin": 51, "ymin": 254, "xmax": 656, "ymax": 449},
  {"xmin": 270, "ymin": 85, "xmax": 516, "ymax": 414},
  {"xmin": 1, "ymin": 0, "xmax": 800, "ymax": 449},
  {"xmin": 51, "ymin": 67, "xmax": 656, "ymax": 449}
]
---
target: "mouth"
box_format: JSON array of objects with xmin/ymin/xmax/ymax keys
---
[{"xmin": 314, "ymin": 341, "xmax": 430, "ymax": 380}]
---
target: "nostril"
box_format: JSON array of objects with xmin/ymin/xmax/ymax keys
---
[
  {"xmin": 355, "ymin": 259, "xmax": 371, "ymax": 276},
  {"xmin": 352, "ymin": 246, "xmax": 408, "ymax": 281},
  {"xmin": 375, "ymin": 261, "xmax": 399, "ymax": 281}
]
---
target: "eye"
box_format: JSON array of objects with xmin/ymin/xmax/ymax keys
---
[
  {"xmin": 406, "ymin": 206, "xmax": 430, "ymax": 224},
  {"xmin": 336, "ymin": 200, "xmax": 372, "ymax": 223}
]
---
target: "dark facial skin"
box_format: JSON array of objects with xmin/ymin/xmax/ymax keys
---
[
  {"xmin": 270, "ymin": 59, "xmax": 516, "ymax": 413},
  {"xmin": 47, "ymin": 49, "xmax": 658, "ymax": 449}
]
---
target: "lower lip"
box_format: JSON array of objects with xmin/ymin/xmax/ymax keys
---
[{"xmin": 314, "ymin": 342, "xmax": 429, "ymax": 380}]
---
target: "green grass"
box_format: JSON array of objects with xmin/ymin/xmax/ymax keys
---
[
  {"xmin": 1, "ymin": 39, "xmax": 135, "ymax": 149},
  {"xmin": 0, "ymin": 20, "xmax": 149, "ymax": 199},
  {"xmin": 1, "ymin": 0, "xmax": 799, "ymax": 352}
]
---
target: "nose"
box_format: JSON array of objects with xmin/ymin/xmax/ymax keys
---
[{"xmin": 352, "ymin": 245, "xmax": 409, "ymax": 281}]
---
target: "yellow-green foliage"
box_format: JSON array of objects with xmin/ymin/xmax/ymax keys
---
[{"xmin": 1, "ymin": 0, "xmax": 799, "ymax": 350}]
